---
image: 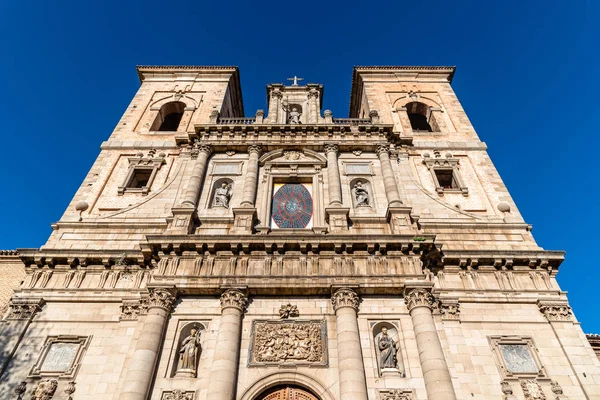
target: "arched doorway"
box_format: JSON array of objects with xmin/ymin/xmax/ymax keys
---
[{"xmin": 257, "ymin": 385, "xmax": 320, "ymax": 400}]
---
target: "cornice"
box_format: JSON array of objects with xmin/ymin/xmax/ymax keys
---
[{"xmin": 136, "ymin": 65, "xmax": 239, "ymax": 82}]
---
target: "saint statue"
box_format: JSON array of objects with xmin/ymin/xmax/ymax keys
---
[
  {"xmin": 177, "ymin": 327, "xmax": 201, "ymax": 375},
  {"xmin": 288, "ymin": 107, "xmax": 301, "ymax": 124},
  {"xmin": 353, "ymin": 181, "xmax": 370, "ymax": 207},
  {"xmin": 375, "ymin": 327, "xmax": 397, "ymax": 369},
  {"xmin": 214, "ymin": 182, "xmax": 232, "ymax": 208}
]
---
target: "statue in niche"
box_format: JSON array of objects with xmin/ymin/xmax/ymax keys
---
[
  {"xmin": 288, "ymin": 107, "xmax": 301, "ymax": 124},
  {"xmin": 177, "ymin": 327, "xmax": 201, "ymax": 376},
  {"xmin": 375, "ymin": 327, "xmax": 398, "ymax": 369},
  {"xmin": 353, "ymin": 181, "xmax": 370, "ymax": 207},
  {"xmin": 214, "ymin": 182, "xmax": 232, "ymax": 208}
]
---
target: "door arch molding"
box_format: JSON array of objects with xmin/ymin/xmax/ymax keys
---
[{"xmin": 239, "ymin": 371, "xmax": 335, "ymax": 400}]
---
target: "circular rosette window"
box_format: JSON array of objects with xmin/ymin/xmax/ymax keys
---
[{"xmin": 271, "ymin": 183, "xmax": 313, "ymax": 229}]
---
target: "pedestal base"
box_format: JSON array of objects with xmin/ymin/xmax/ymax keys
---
[
  {"xmin": 231, "ymin": 207, "xmax": 257, "ymax": 234},
  {"xmin": 386, "ymin": 205, "xmax": 416, "ymax": 234},
  {"xmin": 325, "ymin": 207, "xmax": 350, "ymax": 232},
  {"xmin": 167, "ymin": 206, "xmax": 196, "ymax": 234}
]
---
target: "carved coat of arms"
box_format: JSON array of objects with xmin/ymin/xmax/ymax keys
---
[{"xmin": 249, "ymin": 320, "xmax": 327, "ymax": 366}]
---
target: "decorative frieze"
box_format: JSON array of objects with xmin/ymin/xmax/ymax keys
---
[
  {"xmin": 440, "ymin": 300, "xmax": 460, "ymax": 320},
  {"xmin": 6, "ymin": 298, "xmax": 45, "ymax": 320},
  {"xmin": 538, "ymin": 302, "xmax": 573, "ymax": 322},
  {"xmin": 162, "ymin": 390, "xmax": 195, "ymax": 400},
  {"xmin": 120, "ymin": 299, "xmax": 148, "ymax": 321},
  {"xmin": 249, "ymin": 320, "xmax": 327, "ymax": 366},
  {"xmin": 220, "ymin": 289, "xmax": 248, "ymax": 312},
  {"xmin": 331, "ymin": 287, "xmax": 359, "ymax": 312},
  {"xmin": 378, "ymin": 389, "xmax": 415, "ymax": 400},
  {"xmin": 404, "ymin": 288, "xmax": 434, "ymax": 311},
  {"xmin": 147, "ymin": 287, "xmax": 177, "ymax": 311}
]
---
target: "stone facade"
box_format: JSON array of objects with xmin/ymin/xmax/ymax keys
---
[{"xmin": 1, "ymin": 65, "xmax": 600, "ymax": 399}]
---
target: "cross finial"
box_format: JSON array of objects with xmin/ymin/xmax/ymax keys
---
[{"xmin": 287, "ymin": 75, "xmax": 304, "ymax": 86}]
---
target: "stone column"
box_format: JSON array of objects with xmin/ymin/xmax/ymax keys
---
[
  {"xmin": 181, "ymin": 144, "xmax": 212, "ymax": 207},
  {"xmin": 324, "ymin": 144, "xmax": 342, "ymax": 206},
  {"xmin": 0, "ymin": 299, "xmax": 45, "ymax": 379},
  {"xmin": 404, "ymin": 287, "xmax": 457, "ymax": 400},
  {"xmin": 206, "ymin": 289, "xmax": 248, "ymax": 400},
  {"xmin": 240, "ymin": 145, "xmax": 262, "ymax": 207},
  {"xmin": 376, "ymin": 144, "xmax": 402, "ymax": 207},
  {"xmin": 308, "ymin": 88, "xmax": 319, "ymax": 123},
  {"xmin": 331, "ymin": 288, "xmax": 368, "ymax": 400},
  {"xmin": 120, "ymin": 287, "xmax": 176, "ymax": 400},
  {"xmin": 267, "ymin": 88, "xmax": 282, "ymax": 123}
]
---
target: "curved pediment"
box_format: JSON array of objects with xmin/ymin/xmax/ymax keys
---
[{"xmin": 259, "ymin": 148, "xmax": 327, "ymax": 166}]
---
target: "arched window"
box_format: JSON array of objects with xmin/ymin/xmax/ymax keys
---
[
  {"xmin": 406, "ymin": 102, "xmax": 434, "ymax": 132},
  {"xmin": 151, "ymin": 101, "xmax": 185, "ymax": 131}
]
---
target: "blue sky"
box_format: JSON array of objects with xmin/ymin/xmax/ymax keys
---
[{"xmin": 1, "ymin": 1, "xmax": 598, "ymax": 332}]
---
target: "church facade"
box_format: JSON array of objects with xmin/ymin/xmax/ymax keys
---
[{"xmin": 1, "ymin": 65, "xmax": 599, "ymax": 400}]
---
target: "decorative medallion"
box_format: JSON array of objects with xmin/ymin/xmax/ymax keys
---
[
  {"xmin": 279, "ymin": 303, "xmax": 299, "ymax": 318},
  {"xmin": 379, "ymin": 389, "xmax": 415, "ymax": 400},
  {"xmin": 271, "ymin": 183, "xmax": 313, "ymax": 229},
  {"xmin": 249, "ymin": 320, "xmax": 327, "ymax": 366},
  {"xmin": 521, "ymin": 379, "xmax": 546, "ymax": 399}
]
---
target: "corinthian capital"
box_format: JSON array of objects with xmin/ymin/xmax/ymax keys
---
[
  {"xmin": 6, "ymin": 298, "xmax": 45, "ymax": 320},
  {"xmin": 324, "ymin": 144, "xmax": 339, "ymax": 155},
  {"xmin": 147, "ymin": 287, "xmax": 177, "ymax": 311},
  {"xmin": 247, "ymin": 144, "xmax": 263, "ymax": 156},
  {"xmin": 220, "ymin": 289, "xmax": 248, "ymax": 312},
  {"xmin": 331, "ymin": 287, "xmax": 359, "ymax": 312},
  {"xmin": 538, "ymin": 301, "xmax": 573, "ymax": 322},
  {"xmin": 376, "ymin": 144, "xmax": 390, "ymax": 157},
  {"xmin": 404, "ymin": 288, "xmax": 434, "ymax": 311},
  {"xmin": 308, "ymin": 89, "xmax": 319, "ymax": 99}
]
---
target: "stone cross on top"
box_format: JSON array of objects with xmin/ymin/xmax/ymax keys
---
[{"xmin": 287, "ymin": 75, "xmax": 304, "ymax": 86}]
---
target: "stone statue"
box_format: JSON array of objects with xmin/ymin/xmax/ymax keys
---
[
  {"xmin": 375, "ymin": 327, "xmax": 397, "ymax": 369},
  {"xmin": 288, "ymin": 107, "xmax": 301, "ymax": 124},
  {"xmin": 177, "ymin": 327, "xmax": 201, "ymax": 375},
  {"xmin": 354, "ymin": 181, "xmax": 370, "ymax": 207},
  {"xmin": 214, "ymin": 182, "xmax": 232, "ymax": 208}
]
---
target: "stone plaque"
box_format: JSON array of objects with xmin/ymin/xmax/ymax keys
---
[
  {"xmin": 499, "ymin": 344, "xmax": 538, "ymax": 374},
  {"xmin": 40, "ymin": 342, "xmax": 80, "ymax": 372},
  {"xmin": 213, "ymin": 163, "xmax": 240, "ymax": 175},
  {"xmin": 249, "ymin": 320, "xmax": 327, "ymax": 366},
  {"xmin": 346, "ymin": 163, "xmax": 371, "ymax": 175}
]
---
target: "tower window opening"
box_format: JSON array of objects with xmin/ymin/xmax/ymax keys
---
[
  {"xmin": 152, "ymin": 101, "xmax": 186, "ymax": 131},
  {"xmin": 127, "ymin": 169, "xmax": 152, "ymax": 189},
  {"xmin": 406, "ymin": 102, "xmax": 433, "ymax": 132},
  {"xmin": 434, "ymin": 169, "xmax": 458, "ymax": 189}
]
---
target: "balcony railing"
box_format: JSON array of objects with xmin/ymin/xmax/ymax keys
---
[
  {"xmin": 217, "ymin": 117, "xmax": 256, "ymax": 125},
  {"xmin": 332, "ymin": 118, "xmax": 372, "ymax": 125}
]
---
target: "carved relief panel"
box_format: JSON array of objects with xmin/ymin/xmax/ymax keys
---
[{"xmin": 248, "ymin": 320, "xmax": 328, "ymax": 366}]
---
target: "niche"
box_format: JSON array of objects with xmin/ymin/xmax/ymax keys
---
[
  {"xmin": 349, "ymin": 178, "xmax": 373, "ymax": 209},
  {"xmin": 372, "ymin": 321, "xmax": 405, "ymax": 376},
  {"xmin": 170, "ymin": 322, "xmax": 206, "ymax": 378},
  {"xmin": 209, "ymin": 178, "xmax": 234, "ymax": 209}
]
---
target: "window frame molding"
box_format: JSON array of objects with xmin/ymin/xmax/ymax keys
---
[
  {"xmin": 422, "ymin": 156, "xmax": 468, "ymax": 196},
  {"xmin": 118, "ymin": 151, "xmax": 166, "ymax": 195},
  {"xmin": 488, "ymin": 335, "xmax": 547, "ymax": 381},
  {"xmin": 29, "ymin": 335, "xmax": 92, "ymax": 379}
]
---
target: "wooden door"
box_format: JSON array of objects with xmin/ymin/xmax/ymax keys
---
[{"xmin": 258, "ymin": 386, "xmax": 319, "ymax": 400}]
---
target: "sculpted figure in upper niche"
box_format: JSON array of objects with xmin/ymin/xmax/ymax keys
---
[
  {"xmin": 214, "ymin": 182, "xmax": 232, "ymax": 208},
  {"xmin": 354, "ymin": 181, "xmax": 370, "ymax": 207},
  {"xmin": 288, "ymin": 107, "xmax": 301, "ymax": 124}
]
